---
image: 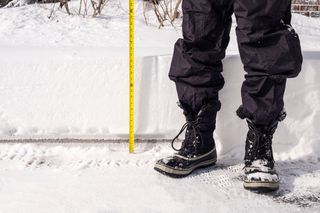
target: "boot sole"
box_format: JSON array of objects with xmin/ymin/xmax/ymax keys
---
[
  {"xmin": 243, "ymin": 181, "xmax": 279, "ymax": 192},
  {"xmin": 154, "ymin": 158, "xmax": 217, "ymax": 178}
]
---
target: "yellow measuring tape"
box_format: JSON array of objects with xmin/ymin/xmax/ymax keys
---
[{"xmin": 129, "ymin": 0, "xmax": 135, "ymax": 153}]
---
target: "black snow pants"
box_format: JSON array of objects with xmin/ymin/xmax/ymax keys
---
[{"xmin": 169, "ymin": 0, "xmax": 303, "ymax": 125}]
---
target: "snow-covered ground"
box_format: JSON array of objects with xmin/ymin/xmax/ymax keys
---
[
  {"xmin": 0, "ymin": 142, "xmax": 319, "ymax": 213},
  {"xmin": 0, "ymin": 1, "xmax": 320, "ymax": 212}
]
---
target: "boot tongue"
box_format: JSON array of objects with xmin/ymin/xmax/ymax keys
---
[
  {"xmin": 177, "ymin": 101, "xmax": 196, "ymax": 121},
  {"xmin": 196, "ymin": 104, "xmax": 218, "ymax": 132}
]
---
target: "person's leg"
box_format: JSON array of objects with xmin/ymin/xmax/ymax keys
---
[
  {"xmin": 234, "ymin": 0, "xmax": 302, "ymax": 125},
  {"xmin": 169, "ymin": 0, "xmax": 233, "ymax": 115},
  {"xmin": 234, "ymin": 0, "xmax": 302, "ymax": 191},
  {"xmin": 154, "ymin": 0, "xmax": 234, "ymax": 177}
]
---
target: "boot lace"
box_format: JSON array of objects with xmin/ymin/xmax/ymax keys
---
[{"xmin": 171, "ymin": 119, "xmax": 202, "ymax": 156}]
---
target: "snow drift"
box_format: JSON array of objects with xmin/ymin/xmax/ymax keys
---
[
  {"xmin": 1, "ymin": 49, "xmax": 320, "ymax": 159},
  {"xmin": 135, "ymin": 52, "xmax": 320, "ymax": 159}
]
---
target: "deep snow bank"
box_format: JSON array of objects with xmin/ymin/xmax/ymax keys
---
[
  {"xmin": 1, "ymin": 49, "xmax": 320, "ymax": 160},
  {"xmin": 136, "ymin": 52, "xmax": 320, "ymax": 159},
  {"xmin": 0, "ymin": 46, "xmax": 129, "ymax": 138}
]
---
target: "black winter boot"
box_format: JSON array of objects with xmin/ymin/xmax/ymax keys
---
[
  {"xmin": 243, "ymin": 119, "xmax": 280, "ymax": 192},
  {"xmin": 154, "ymin": 102, "xmax": 220, "ymax": 177}
]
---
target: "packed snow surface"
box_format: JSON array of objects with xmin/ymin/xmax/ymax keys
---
[{"xmin": 0, "ymin": 142, "xmax": 319, "ymax": 213}]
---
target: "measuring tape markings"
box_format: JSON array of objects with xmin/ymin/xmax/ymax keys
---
[{"xmin": 129, "ymin": 0, "xmax": 135, "ymax": 153}]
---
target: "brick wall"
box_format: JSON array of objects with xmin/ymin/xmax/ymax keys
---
[{"xmin": 292, "ymin": 0, "xmax": 320, "ymax": 17}]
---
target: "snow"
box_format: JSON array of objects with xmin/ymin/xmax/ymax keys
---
[
  {"xmin": 0, "ymin": 142, "xmax": 319, "ymax": 212},
  {"xmin": 246, "ymin": 172, "xmax": 279, "ymax": 182},
  {"xmin": 245, "ymin": 159, "xmax": 275, "ymax": 173},
  {"xmin": 0, "ymin": 1, "xmax": 320, "ymax": 212}
]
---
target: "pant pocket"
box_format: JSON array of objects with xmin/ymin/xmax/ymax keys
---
[{"xmin": 284, "ymin": 25, "xmax": 303, "ymax": 78}]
